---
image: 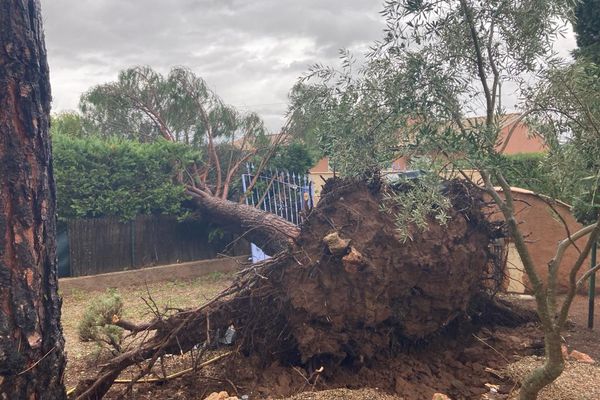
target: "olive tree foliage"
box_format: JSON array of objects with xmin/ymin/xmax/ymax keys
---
[
  {"xmin": 295, "ymin": 1, "xmax": 599, "ymax": 398},
  {"xmin": 79, "ymin": 66, "xmax": 278, "ymax": 200},
  {"xmin": 524, "ymin": 61, "xmax": 600, "ymax": 224}
]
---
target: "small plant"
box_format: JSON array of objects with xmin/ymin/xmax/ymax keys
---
[
  {"xmin": 207, "ymin": 271, "xmax": 224, "ymax": 282},
  {"xmin": 78, "ymin": 289, "xmax": 125, "ymax": 354}
]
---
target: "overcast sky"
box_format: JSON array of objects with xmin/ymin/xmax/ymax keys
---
[{"xmin": 41, "ymin": 1, "xmax": 577, "ymax": 132}]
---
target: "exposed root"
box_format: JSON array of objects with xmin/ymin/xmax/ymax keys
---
[{"xmin": 74, "ymin": 179, "xmax": 530, "ymax": 399}]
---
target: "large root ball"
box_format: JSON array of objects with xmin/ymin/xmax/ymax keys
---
[
  {"xmin": 281, "ymin": 179, "xmax": 493, "ymax": 363},
  {"xmin": 73, "ymin": 179, "xmax": 497, "ymax": 400}
]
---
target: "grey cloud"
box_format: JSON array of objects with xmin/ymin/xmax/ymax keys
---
[
  {"xmin": 41, "ymin": 0, "xmax": 385, "ymax": 131},
  {"xmin": 41, "ymin": 1, "xmax": 575, "ymax": 131}
]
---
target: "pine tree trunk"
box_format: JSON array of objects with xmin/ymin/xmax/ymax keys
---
[
  {"xmin": 0, "ymin": 1, "xmax": 67, "ymax": 399},
  {"xmin": 187, "ymin": 189, "xmax": 300, "ymax": 254}
]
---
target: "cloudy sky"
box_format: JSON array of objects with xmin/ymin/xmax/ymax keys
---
[{"xmin": 41, "ymin": 1, "xmax": 576, "ymax": 132}]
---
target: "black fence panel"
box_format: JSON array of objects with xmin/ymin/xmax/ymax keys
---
[{"xmin": 65, "ymin": 215, "xmax": 242, "ymax": 277}]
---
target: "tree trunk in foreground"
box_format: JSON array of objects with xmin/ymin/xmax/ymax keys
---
[
  {"xmin": 518, "ymin": 329, "xmax": 564, "ymax": 400},
  {"xmin": 0, "ymin": 1, "xmax": 67, "ymax": 399}
]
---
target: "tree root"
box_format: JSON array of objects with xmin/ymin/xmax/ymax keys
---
[
  {"xmin": 72, "ymin": 179, "xmax": 528, "ymax": 399},
  {"xmin": 74, "ymin": 254, "xmax": 291, "ymax": 400}
]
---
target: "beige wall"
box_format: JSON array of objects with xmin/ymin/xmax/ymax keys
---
[{"xmin": 487, "ymin": 189, "xmax": 595, "ymax": 294}]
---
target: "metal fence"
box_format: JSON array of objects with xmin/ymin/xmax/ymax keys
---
[
  {"xmin": 241, "ymin": 165, "xmax": 314, "ymax": 225},
  {"xmin": 241, "ymin": 165, "xmax": 314, "ymax": 262}
]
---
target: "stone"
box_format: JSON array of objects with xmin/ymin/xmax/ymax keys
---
[
  {"xmin": 561, "ymin": 344, "xmax": 569, "ymax": 359},
  {"xmin": 323, "ymin": 232, "xmax": 350, "ymax": 256},
  {"xmin": 569, "ymin": 350, "xmax": 595, "ymax": 364},
  {"xmin": 432, "ymin": 394, "xmax": 452, "ymax": 400},
  {"xmin": 203, "ymin": 392, "xmax": 238, "ymax": 400},
  {"xmin": 342, "ymin": 247, "xmax": 363, "ymax": 273}
]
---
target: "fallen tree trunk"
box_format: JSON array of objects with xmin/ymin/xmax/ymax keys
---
[
  {"xmin": 75, "ymin": 178, "xmax": 501, "ymax": 399},
  {"xmin": 186, "ymin": 186, "xmax": 300, "ymax": 254}
]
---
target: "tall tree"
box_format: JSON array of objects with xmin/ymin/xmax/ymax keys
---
[
  {"xmin": 0, "ymin": 1, "xmax": 66, "ymax": 399},
  {"xmin": 296, "ymin": 1, "xmax": 599, "ymax": 398},
  {"xmin": 573, "ymin": 0, "xmax": 600, "ymax": 63},
  {"xmin": 79, "ymin": 66, "xmax": 299, "ymax": 253}
]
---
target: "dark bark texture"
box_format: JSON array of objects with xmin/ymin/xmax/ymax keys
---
[
  {"xmin": 187, "ymin": 188, "xmax": 300, "ymax": 254},
  {"xmin": 0, "ymin": 1, "xmax": 67, "ymax": 399}
]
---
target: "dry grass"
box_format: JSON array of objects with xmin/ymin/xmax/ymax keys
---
[{"xmin": 61, "ymin": 271, "xmax": 234, "ymax": 389}]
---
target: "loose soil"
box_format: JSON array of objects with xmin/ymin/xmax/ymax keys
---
[{"xmin": 62, "ymin": 277, "xmax": 600, "ymax": 399}]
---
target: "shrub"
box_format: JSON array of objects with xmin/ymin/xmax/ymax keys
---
[
  {"xmin": 53, "ymin": 134, "xmax": 201, "ymax": 221},
  {"xmin": 78, "ymin": 289, "xmax": 125, "ymax": 354}
]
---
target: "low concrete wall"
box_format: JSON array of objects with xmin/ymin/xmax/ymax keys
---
[{"xmin": 59, "ymin": 255, "xmax": 248, "ymax": 294}]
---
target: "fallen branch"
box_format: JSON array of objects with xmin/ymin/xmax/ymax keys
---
[
  {"xmin": 113, "ymin": 351, "xmax": 233, "ymax": 384},
  {"xmin": 113, "ymin": 318, "xmax": 162, "ymax": 333}
]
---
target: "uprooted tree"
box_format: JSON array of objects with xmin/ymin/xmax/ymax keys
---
[
  {"xmin": 75, "ymin": 177, "xmax": 510, "ymax": 399},
  {"xmin": 66, "ymin": 3, "xmax": 600, "ymax": 400},
  {"xmin": 67, "ymin": 38, "xmax": 527, "ymax": 400}
]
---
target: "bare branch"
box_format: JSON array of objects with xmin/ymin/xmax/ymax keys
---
[
  {"xmin": 558, "ymin": 219, "xmax": 600, "ymax": 328},
  {"xmin": 481, "ymin": 170, "xmax": 554, "ymax": 331},
  {"xmin": 459, "ymin": 0, "xmax": 493, "ymax": 124},
  {"xmin": 577, "ymin": 263, "xmax": 600, "ymax": 290}
]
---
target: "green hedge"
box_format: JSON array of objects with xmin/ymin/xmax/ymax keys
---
[
  {"xmin": 53, "ymin": 134, "xmax": 201, "ymax": 221},
  {"xmin": 498, "ymin": 153, "xmax": 550, "ymax": 194}
]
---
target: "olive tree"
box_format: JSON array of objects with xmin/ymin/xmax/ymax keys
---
[{"xmin": 295, "ymin": 0, "xmax": 599, "ymax": 398}]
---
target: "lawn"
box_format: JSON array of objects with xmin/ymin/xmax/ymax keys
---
[{"xmin": 61, "ymin": 271, "xmax": 234, "ymax": 391}]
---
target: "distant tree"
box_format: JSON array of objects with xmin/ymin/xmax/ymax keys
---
[
  {"xmin": 286, "ymin": 82, "xmax": 331, "ymax": 160},
  {"xmin": 79, "ymin": 66, "xmax": 299, "ymax": 254},
  {"xmin": 50, "ymin": 111, "xmax": 87, "ymax": 137},
  {"xmin": 80, "ymin": 66, "xmax": 267, "ymax": 147},
  {"xmin": 526, "ymin": 61, "xmax": 600, "ymax": 224},
  {"xmin": 573, "ymin": 0, "xmax": 600, "ymax": 63},
  {"xmin": 0, "ymin": 1, "xmax": 66, "ymax": 398},
  {"xmin": 268, "ymin": 142, "xmax": 315, "ymax": 174}
]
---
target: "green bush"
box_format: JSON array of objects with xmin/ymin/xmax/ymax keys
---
[
  {"xmin": 498, "ymin": 153, "xmax": 549, "ymax": 194},
  {"xmin": 78, "ymin": 289, "xmax": 124, "ymax": 353},
  {"xmin": 267, "ymin": 142, "xmax": 315, "ymax": 174},
  {"xmin": 53, "ymin": 134, "xmax": 202, "ymax": 221}
]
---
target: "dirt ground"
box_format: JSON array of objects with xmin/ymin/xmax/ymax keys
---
[
  {"xmin": 61, "ymin": 275, "xmax": 600, "ymax": 400},
  {"xmin": 61, "ymin": 272, "xmax": 233, "ymax": 391}
]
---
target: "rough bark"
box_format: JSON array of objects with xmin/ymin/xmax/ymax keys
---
[
  {"xmin": 518, "ymin": 329, "xmax": 564, "ymax": 400},
  {"xmin": 187, "ymin": 188, "xmax": 300, "ymax": 254},
  {"xmin": 0, "ymin": 1, "xmax": 67, "ymax": 399}
]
